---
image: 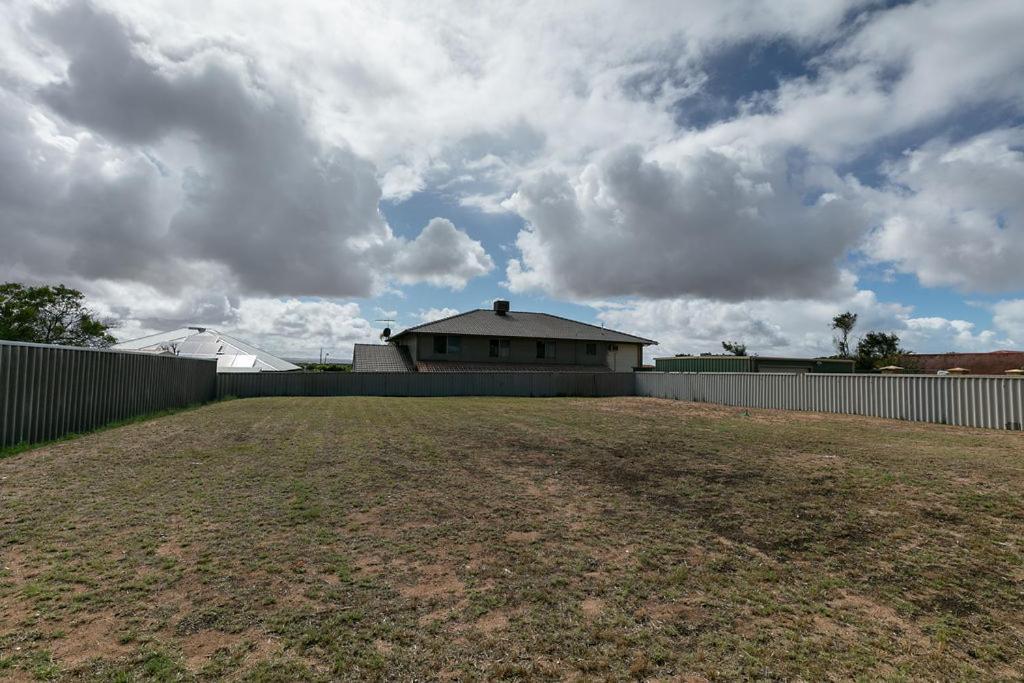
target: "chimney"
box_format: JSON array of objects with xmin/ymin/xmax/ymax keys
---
[{"xmin": 493, "ymin": 300, "xmax": 510, "ymax": 316}]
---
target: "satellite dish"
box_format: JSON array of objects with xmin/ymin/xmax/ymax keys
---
[{"xmin": 376, "ymin": 318, "xmax": 395, "ymax": 342}]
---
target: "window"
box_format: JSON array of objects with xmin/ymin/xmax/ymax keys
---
[
  {"xmin": 433, "ymin": 335, "xmax": 462, "ymax": 355},
  {"xmin": 489, "ymin": 339, "xmax": 510, "ymax": 358},
  {"xmin": 536, "ymin": 340, "xmax": 556, "ymax": 359},
  {"xmin": 585, "ymin": 342, "xmax": 597, "ymax": 356}
]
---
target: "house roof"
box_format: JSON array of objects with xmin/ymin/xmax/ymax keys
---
[
  {"xmin": 416, "ymin": 360, "xmax": 613, "ymax": 373},
  {"xmin": 391, "ymin": 309, "xmax": 657, "ymax": 345},
  {"xmin": 902, "ymin": 351, "xmax": 1024, "ymax": 375},
  {"xmin": 352, "ymin": 344, "xmax": 415, "ymax": 372},
  {"xmin": 113, "ymin": 327, "xmax": 299, "ymax": 372}
]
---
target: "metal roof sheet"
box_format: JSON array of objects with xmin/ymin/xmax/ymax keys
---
[
  {"xmin": 392, "ymin": 309, "xmax": 656, "ymax": 345},
  {"xmin": 113, "ymin": 327, "xmax": 299, "ymax": 372}
]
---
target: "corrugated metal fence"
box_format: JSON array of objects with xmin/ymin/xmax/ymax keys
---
[
  {"xmin": 218, "ymin": 371, "xmax": 635, "ymax": 399},
  {"xmin": 636, "ymin": 372, "xmax": 1024, "ymax": 430},
  {"xmin": 5, "ymin": 345, "xmax": 1022, "ymax": 448},
  {"xmin": 0, "ymin": 340, "xmax": 217, "ymax": 448}
]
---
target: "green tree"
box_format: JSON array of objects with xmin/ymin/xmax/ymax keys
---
[
  {"xmin": 0, "ymin": 283, "xmax": 116, "ymax": 347},
  {"xmin": 855, "ymin": 331, "xmax": 907, "ymax": 372},
  {"xmin": 830, "ymin": 311, "xmax": 858, "ymax": 358},
  {"xmin": 721, "ymin": 340, "xmax": 747, "ymax": 356}
]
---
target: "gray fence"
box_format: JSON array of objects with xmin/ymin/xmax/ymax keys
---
[
  {"xmin": 636, "ymin": 372, "xmax": 1024, "ymax": 430},
  {"xmin": 217, "ymin": 371, "xmax": 635, "ymax": 399},
  {"xmin": 0, "ymin": 340, "xmax": 217, "ymax": 448}
]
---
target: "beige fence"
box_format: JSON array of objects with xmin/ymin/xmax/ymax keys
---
[
  {"xmin": 636, "ymin": 372, "xmax": 1024, "ymax": 430},
  {"xmin": 0, "ymin": 341, "xmax": 217, "ymax": 448},
  {"xmin": 217, "ymin": 371, "xmax": 635, "ymax": 399}
]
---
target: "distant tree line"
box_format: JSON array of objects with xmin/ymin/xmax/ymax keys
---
[{"xmin": 680, "ymin": 312, "xmax": 914, "ymax": 372}]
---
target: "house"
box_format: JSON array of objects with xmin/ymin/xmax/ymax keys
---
[
  {"xmin": 902, "ymin": 351, "xmax": 1024, "ymax": 375},
  {"xmin": 353, "ymin": 300, "xmax": 656, "ymax": 372},
  {"xmin": 654, "ymin": 355, "xmax": 855, "ymax": 373},
  {"xmin": 113, "ymin": 327, "xmax": 299, "ymax": 373}
]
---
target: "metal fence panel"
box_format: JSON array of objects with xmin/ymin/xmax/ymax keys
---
[
  {"xmin": 217, "ymin": 371, "xmax": 636, "ymax": 400},
  {"xmin": 635, "ymin": 372, "xmax": 1024, "ymax": 430},
  {"xmin": 0, "ymin": 340, "xmax": 217, "ymax": 449}
]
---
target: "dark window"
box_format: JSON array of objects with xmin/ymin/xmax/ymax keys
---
[
  {"xmin": 489, "ymin": 339, "xmax": 510, "ymax": 358},
  {"xmin": 585, "ymin": 342, "xmax": 597, "ymax": 356},
  {"xmin": 434, "ymin": 335, "xmax": 461, "ymax": 354},
  {"xmin": 536, "ymin": 340, "xmax": 555, "ymax": 359}
]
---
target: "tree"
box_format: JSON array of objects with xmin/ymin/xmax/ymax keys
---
[
  {"xmin": 855, "ymin": 331, "xmax": 907, "ymax": 372},
  {"xmin": 831, "ymin": 311, "xmax": 858, "ymax": 358},
  {"xmin": 0, "ymin": 283, "xmax": 116, "ymax": 348},
  {"xmin": 721, "ymin": 340, "xmax": 747, "ymax": 356}
]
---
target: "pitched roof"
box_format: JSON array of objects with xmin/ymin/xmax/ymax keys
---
[
  {"xmin": 352, "ymin": 344, "xmax": 415, "ymax": 372},
  {"xmin": 392, "ymin": 309, "xmax": 657, "ymax": 345},
  {"xmin": 113, "ymin": 327, "xmax": 299, "ymax": 372},
  {"xmin": 416, "ymin": 360, "xmax": 613, "ymax": 373},
  {"xmin": 902, "ymin": 351, "xmax": 1024, "ymax": 375}
]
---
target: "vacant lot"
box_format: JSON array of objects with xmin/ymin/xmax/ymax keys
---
[{"xmin": 1, "ymin": 397, "xmax": 1022, "ymax": 680}]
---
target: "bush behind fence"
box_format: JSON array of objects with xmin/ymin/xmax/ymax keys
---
[
  {"xmin": 0, "ymin": 341, "xmax": 217, "ymax": 449},
  {"xmin": 636, "ymin": 372, "xmax": 1024, "ymax": 430}
]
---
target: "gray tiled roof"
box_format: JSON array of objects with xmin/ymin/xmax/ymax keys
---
[
  {"xmin": 392, "ymin": 310, "xmax": 657, "ymax": 345},
  {"xmin": 352, "ymin": 344, "xmax": 415, "ymax": 372}
]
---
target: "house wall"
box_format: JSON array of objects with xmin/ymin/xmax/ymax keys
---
[
  {"xmin": 409, "ymin": 333, "xmax": 634, "ymax": 370},
  {"xmin": 607, "ymin": 343, "xmax": 641, "ymax": 372}
]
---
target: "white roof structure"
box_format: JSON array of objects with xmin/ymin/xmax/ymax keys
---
[{"xmin": 113, "ymin": 327, "xmax": 299, "ymax": 373}]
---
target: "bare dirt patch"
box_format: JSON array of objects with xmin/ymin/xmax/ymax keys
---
[
  {"xmin": 505, "ymin": 530, "xmax": 541, "ymax": 543},
  {"xmin": 50, "ymin": 612, "xmax": 131, "ymax": 667}
]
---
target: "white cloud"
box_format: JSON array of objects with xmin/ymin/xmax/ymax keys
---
[
  {"xmin": 595, "ymin": 283, "xmax": 1009, "ymax": 360},
  {"xmin": 992, "ymin": 300, "xmax": 1024, "ymax": 346},
  {"xmin": 226, "ymin": 298, "xmax": 375, "ymax": 359},
  {"xmin": 415, "ymin": 307, "xmax": 460, "ymax": 324},
  {"xmin": 867, "ymin": 128, "xmax": 1024, "ymax": 292},
  {"xmin": 391, "ymin": 218, "xmax": 494, "ymax": 290}
]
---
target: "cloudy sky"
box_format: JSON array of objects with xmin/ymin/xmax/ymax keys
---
[{"xmin": 2, "ymin": 0, "xmax": 1024, "ymax": 360}]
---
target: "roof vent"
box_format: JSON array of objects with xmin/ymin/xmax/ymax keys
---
[{"xmin": 493, "ymin": 300, "xmax": 510, "ymax": 316}]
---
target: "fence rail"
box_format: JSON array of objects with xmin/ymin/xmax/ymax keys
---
[
  {"xmin": 0, "ymin": 341, "xmax": 217, "ymax": 448},
  {"xmin": 217, "ymin": 371, "xmax": 635, "ymax": 399},
  {"xmin": 636, "ymin": 372, "xmax": 1024, "ymax": 430}
]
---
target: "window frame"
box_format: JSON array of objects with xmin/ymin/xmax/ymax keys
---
[
  {"xmin": 585, "ymin": 342, "xmax": 598, "ymax": 356},
  {"xmin": 536, "ymin": 340, "xmax": 556, "ymax": 359},
  {"xmin": 433, "ymin": 335, "xmax": 462, "ymax": 355},
  {"xmin": 489, "ymin": 338, "xmax": 511, "ymax": 358}
]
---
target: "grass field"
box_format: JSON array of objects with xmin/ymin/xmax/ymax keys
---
[{"xmin": 1, "ymin": 397, "xmax": 1023, "ymax": 681}]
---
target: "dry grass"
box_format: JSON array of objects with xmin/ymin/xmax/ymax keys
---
[{"xmin": 1, "ymin": 396, "xmax": 1023, "ymax": 680}]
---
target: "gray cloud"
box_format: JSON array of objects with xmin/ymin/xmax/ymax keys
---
[
  {"xmin": 33, "ymin": 1, "xmax": 390, "ymax": 297},
  {"xmin": 1, "ymin": 1, "xmax": 491, "ymax": 303},
  {"xmin": 506, "ymin": 146, "xmax": 866, "ymax": 300}
]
